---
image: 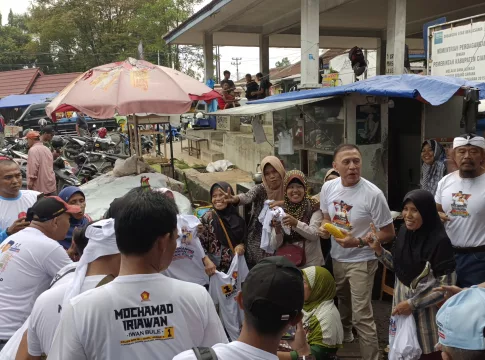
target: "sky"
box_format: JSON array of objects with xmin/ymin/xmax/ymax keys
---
[{"xmin": 1, "ymin": 0, "xmax": 302, "ymax": 80}]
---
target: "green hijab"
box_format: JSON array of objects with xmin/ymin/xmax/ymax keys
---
[{"xmin": 302, "ymin": 266, "xmax": 342, "ymax": 348}]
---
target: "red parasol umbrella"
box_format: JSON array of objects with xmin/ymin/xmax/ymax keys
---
[{"xmin": 46, "ymin": 58, "xmax": 221, "ymax": 120}]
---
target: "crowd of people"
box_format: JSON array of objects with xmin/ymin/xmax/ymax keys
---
[
  {"xmin": 218, "ymin": 70, "xmax": 272, "ymax": 109},
  {"xmin": 0, "ymin": 132, "xmax": 484, "ymax": 360}
]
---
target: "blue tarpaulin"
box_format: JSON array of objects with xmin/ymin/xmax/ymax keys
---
[
  {"xmin": 0, "ymin": 93, "xmax": 57, "ymax": 108},
  {"xmin": 249, "ymin": 75, "xmax": 485, "ymax": 107}
]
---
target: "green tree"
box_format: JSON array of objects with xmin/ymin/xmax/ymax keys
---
[
  {"xmin": 0, "ymin": 25, "xmax": 36, "ymax": 70},
  {"xmin": 8, "ymin": 9, "xmax": 14, "ymax": 26},
  {"xmin": 0, "ymin": 12, "xmax": 3, "ymax": 26},
  {"xmin": 275, "ymin": 57, "xmax": 291, "ymax": 68}
]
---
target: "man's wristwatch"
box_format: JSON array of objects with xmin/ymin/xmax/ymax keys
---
[{"xmin": 357, "ymin": 237, "xmax": 365, "ymax": 248}]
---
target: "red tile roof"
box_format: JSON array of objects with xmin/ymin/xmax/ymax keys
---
[
  {"xmin": 0, "ymin": 68, "xmax": 42, "ymax": 98},
  {"xmin": 29, "ymin": 72, "xmax": 82, "ymax": 94}
]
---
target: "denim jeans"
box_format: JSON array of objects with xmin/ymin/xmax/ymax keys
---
[{"xmin": 455, "ymin": 252, "xmax": 485, "ymax": 287}]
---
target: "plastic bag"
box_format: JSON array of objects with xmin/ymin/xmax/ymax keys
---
[
  {"xmin": 389, "ymin": 315, "xmax": 422, "ymax": 360},
  {"xmin": 277, "ymin": 130, "xmax": 294, "ymax": 155}
]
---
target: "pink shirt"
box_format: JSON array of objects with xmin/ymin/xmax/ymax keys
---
[{"xmin": 27, "ymin": 142, "xmax": 57, "ymax": 194}]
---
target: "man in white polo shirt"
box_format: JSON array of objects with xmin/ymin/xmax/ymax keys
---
[
  {"xmin": 435, "ymin": 133, "xmax": 485, "ymax": 287},
  {"xmin": 48, "ymin": 190, "xmax": 227, "ymax": 360},
  {"xmin": 319, "ymin": 144, "xmax": 395, "ymax": 360},
  {"xmin": 0, "ymin": 196, "xmax": 75, "ymax": 351},
  {"xmin": 0, "ymin": 159, "xmax": 39, "ymax": 242}
]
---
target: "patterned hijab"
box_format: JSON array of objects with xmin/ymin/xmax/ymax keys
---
[
  {"xmin": 302, "ymin": 266, "xmax": 342, "ymax": 347},
  {"xmin": 420, "ymin": 140, "xmax": 446, "ymax": 195},
  {"xmin": 260, "ymin": 156, "xmax": 286, "ymax": 201},
  {"xmin": 284, "ymin": 170, "xmax": 317, "ymax": 242}
]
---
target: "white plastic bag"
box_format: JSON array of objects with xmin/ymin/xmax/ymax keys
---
[
  {"xmin": 389, "ymin": 315, "xmax": 422, "ymax": 360},
  {"xmin": 277, "ymin": 130, "xmax": 294, "ymax": 155}
]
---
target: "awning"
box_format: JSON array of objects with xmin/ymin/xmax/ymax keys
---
[
  {"xmin": 207, "ymin": 97, "xmax": 330, "ymax": 116},
  {"xmin": 0, "ymin": 93, "xmax": 57, "ymax": 109}
]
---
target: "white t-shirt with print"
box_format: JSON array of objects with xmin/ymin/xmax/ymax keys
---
[
  {"xmin": 0, "ymin": 227, "xmax": 72, "ymax": 339},
  {"xmin": 173, "ymin": 341, "xmax": 278, "ymax": 360},
  {"xmin": 47, "ymin": 273, "xmax": 228, "ymax": 360},
  {"xmin": 0, "ymin": 190, "xmax": 39, "ymax": 233},
  {"xmin": 209, "ymin": 254, "xmax": 249, "ymax": 342},
  {"xmin": 28, "ymin": 275, "xmax": 106, "ymax": 356},
  {"xmin": 320, "ymin": 177, "xmax": 393, "ymax": 263},
  {"xmin": 435, "ymin": 171, "xmax": 485, "ymax": 248},
  {"xmin": 162, "ymin": 215, "xmax": 209, "ymax": 286},
  {"xmin": 0, "ymin": 266, "xmax": 77, "ymax": 360}
]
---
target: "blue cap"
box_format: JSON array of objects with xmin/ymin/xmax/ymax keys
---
[
  {"xmin": 58, "ymin": 186, "xmax": 84, "ymax": 203},
  {"xmin": 436, "ymin": 286, "xmax": 485, "ymax": 350}
]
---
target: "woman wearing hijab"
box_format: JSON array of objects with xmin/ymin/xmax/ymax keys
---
[
  {"xmin": 58, "ymin": 186, "xmax": 92, "ymax": 251},
  {"xmin": 200, "ymin": 181, "xmax": 246, "ymax": 275},
  {"xmin": 271, "ymin": 170, "xmax": 324, "ymax": 268},
  {"xmin": 420, "ymin": 140, "xmax": 446, "ymax": 195},
  {"xmin": 278, "ymin": 266, "xmax": 342, "ymax": 360},
  {"xmin": 222, "ymin": 155, "xmax": 286, "ymax": 268},
  {"xmin": 367, "ymin": 189, "xmax": 456, "ymax": 360}
]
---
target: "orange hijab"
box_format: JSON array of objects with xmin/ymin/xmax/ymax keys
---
[{"xmin": 260, "ymin": 156, "xmax": 286, "ymax": 201}]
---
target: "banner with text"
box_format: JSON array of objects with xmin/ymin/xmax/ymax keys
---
[{"xmin": 431, "ymin": 22, "xmax": 485, "ymax": 80}]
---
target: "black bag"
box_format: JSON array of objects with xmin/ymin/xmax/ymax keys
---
[
  {"xmin": 349, "ymin": 46, "xmax": 365, "ymax": 67},
  {"xmin": 193, "ymin": 347, "xmax": 218, "ymax": 360}
]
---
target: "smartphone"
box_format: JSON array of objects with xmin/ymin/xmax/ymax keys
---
[{"xmin": 281, "ymin": 326, "xmax": 296, "ymax": 340}]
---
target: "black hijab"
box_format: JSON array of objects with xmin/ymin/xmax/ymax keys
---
[
  {"xmin": 210, "ymin": 182, "xmax": 246, "ymax": 248},
  {"xmin": 393, "ymin": 189, "xmax": 455, "ymax": 288}
]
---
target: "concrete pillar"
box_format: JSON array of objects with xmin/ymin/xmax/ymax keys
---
[
  {"xmin": 300, "ymin": 0, "xmax": 320, "ymax": 89},
  {"xmin": 385, "ymin": 0, "xmax": 406, "ymax": 75},
  {"xmin": 203, "ymin": 32, "xmax": 214, "ymax": 83},
  {"xmin": 259, "ymin": 35, "xmax": 270, "ymax": 76},
  {"xmin": 376, "ymin": 38, "xmax": 384, "ymax": 75}
]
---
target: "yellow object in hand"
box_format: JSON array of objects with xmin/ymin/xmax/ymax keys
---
[{"xmin": 323, "ymin": 223, "xmax": 345, "ymax": 239}]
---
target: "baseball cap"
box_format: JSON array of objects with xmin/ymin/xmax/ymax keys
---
[
  {"xmin": 40, "ymin": 125, "xmax": 54, "ymax": 135},
  {"xmin": 23, "ymin": 130, "xmax": 40, "ymax": 140},
  {"xmin": 26, "ymin": 196, "xmax": 81, "ymax": 222},
  {"xmin": 437, "ymin": 286, "xmax": 485, "ymax": 350},
  {"xmin": 243, "ymin": 256, "xmax": 304, "ymax": 322}
]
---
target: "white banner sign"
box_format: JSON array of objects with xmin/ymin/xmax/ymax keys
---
[{"xmin": 431, "ymin": 21, "xmax": 485, "ymax": 80}]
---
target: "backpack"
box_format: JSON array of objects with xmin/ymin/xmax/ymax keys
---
[
  {"xmin": 192, "ymin": 347, "xmax": 218, "ymax": 360},
  {"xmin": 349, "ymin": 46, "xmax": 365, "ymax": 67}
]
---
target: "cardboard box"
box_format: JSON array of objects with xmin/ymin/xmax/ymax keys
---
[{"xmin": 4, "ymin": 126, "xmax": 23, "ymax": 138}]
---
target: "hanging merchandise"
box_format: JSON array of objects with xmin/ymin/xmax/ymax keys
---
[
  {"xmin": 209, "ymin": 254, "xmax": 249, "ymax": 342},
  {"xmin": 162, "ymin": 215, "xmax": 209, "ymax": 286},
  {"xmin": 278, "ymin": 129, "xmax": 294, "ymax": 155},
  {"xmin": 251, "ymin": 116, "xmax": 268, "ymax": 144}
]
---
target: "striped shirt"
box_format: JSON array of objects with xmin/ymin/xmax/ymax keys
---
[{"xmin": 377, "ymin": 249, "xmax": 456, "ymax": 354}]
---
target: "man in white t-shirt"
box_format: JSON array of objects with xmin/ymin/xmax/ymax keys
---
[
  {"xmin": 319, "ymin": 144, "xmax": 394, "ymax": 360},
  {"xmin": 435, "ymin": 134, "xmax": 485, "ymax": 287},
  {"xmin": 0, "ymin": 159, "xmax": 39, "ymax": 242},
  {"xmin": 0, "ymin": 196, "xmax": 75, "ymax": 350},
  {"xmin": 209, "ymin": 254, "xmax": 249, "ymax": 342},
  {"xmin": 173, "ymin": 256, "xmax": 305, "ymax": 360},
  {"xmin": 10, "ymin": 219, "xmax": 121, "ymax": 360},
  {"xmin": 162, "ymin": 214, "xmax": 209, "ymax": 287},
  {"xmin": 48, "ymin": 190, "xmax": 228, "ymax": 360}
]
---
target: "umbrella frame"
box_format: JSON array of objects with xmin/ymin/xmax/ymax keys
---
[{"xmin": 127, "ymin": 114, "xmax": 175, "ymax": 178}]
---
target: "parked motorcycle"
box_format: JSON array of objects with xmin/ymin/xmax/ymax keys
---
[
  {"xmin": 63, "ymin": 134, "xmax": 116, "ymax": 160},
  {"xmin": 53, "ymin": 156, "xmax": 81, "ymax": 192},
  {"xmin": 73, "ymin": 153, "xmax": 101, "ymax": 184},
  {"xmin": 165, "ymin": 127, "xmax": 182, "ymax": 142}
]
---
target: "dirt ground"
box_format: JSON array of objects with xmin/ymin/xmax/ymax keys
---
[{"xmin": 373, "ymin": 300, "xmax": 393, "ymax": 348}]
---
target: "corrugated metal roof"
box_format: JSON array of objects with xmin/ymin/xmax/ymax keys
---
[
  {"xmin": 29, "ymin": 73, "xmax": 82, "ymax": 94},
  {"xmin": 0, "ymin": 68, "xmax": 42, "ymax": 98}
]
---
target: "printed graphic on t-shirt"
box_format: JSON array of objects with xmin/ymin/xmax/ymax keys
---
[
  {"xmin": 450, "ymin": 191, "xmax": 471, "ymax": 217},
  {"xmin": 332, "ymin": 201, "xmax": 353, "ymax": 230},
  {"xmin": 113, "ymin": 300, "xmax": 175, "ymax": 345},
  {"xmin": 180, "ymin": 226, "xmax": 193, "ymax": 245},
  {"xmin": 0, "ymin": 240, "xmax": 21, "ymax": 274}
]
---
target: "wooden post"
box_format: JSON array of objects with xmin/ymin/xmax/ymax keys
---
[{"xmin": 163, "ymin": 123, "xmax": 167, "ymax": 158}]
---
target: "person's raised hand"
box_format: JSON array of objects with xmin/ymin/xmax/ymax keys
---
[
  {"xmin": 438, "ymin": 212, "xmax": 450, "ymax": 223},
  {"xmin": 433, "ymin": 285, "xmax": 463, "ymax": 300},
  {"xmin": 7, "ymin": 217, "xmax": 29, "ymax": 235},
  {"xmin": 234, "ymin": 244, "xmax": 245, "ymax": 256},
  {"xmin": 220, "ymin": 187, "xmax": 239, "ymax": 205},
  {"xmin": 282, "ymin": 214, "xmax": 298, "ymax": 228},
  {"xmin": 318, "ymin": 222, "xmax": 331, "ymax": 239},
  {"xmin": 203, "ymin": 257, "xmax": 217, "ymax": 277},
  {"xmin": 334, "ymin": 228, "xmax": 358, "ymax": 249},
  {"xmin": 269, "ymin": 200, "xmax": 284, "ymax": 209},
  {"xmin": 365, "ymin": 223, "xmax": 382, "ymax": 255},
  {"xmin": 288, "ymin": 320, "xmax": 311, "ymax": 355}
]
